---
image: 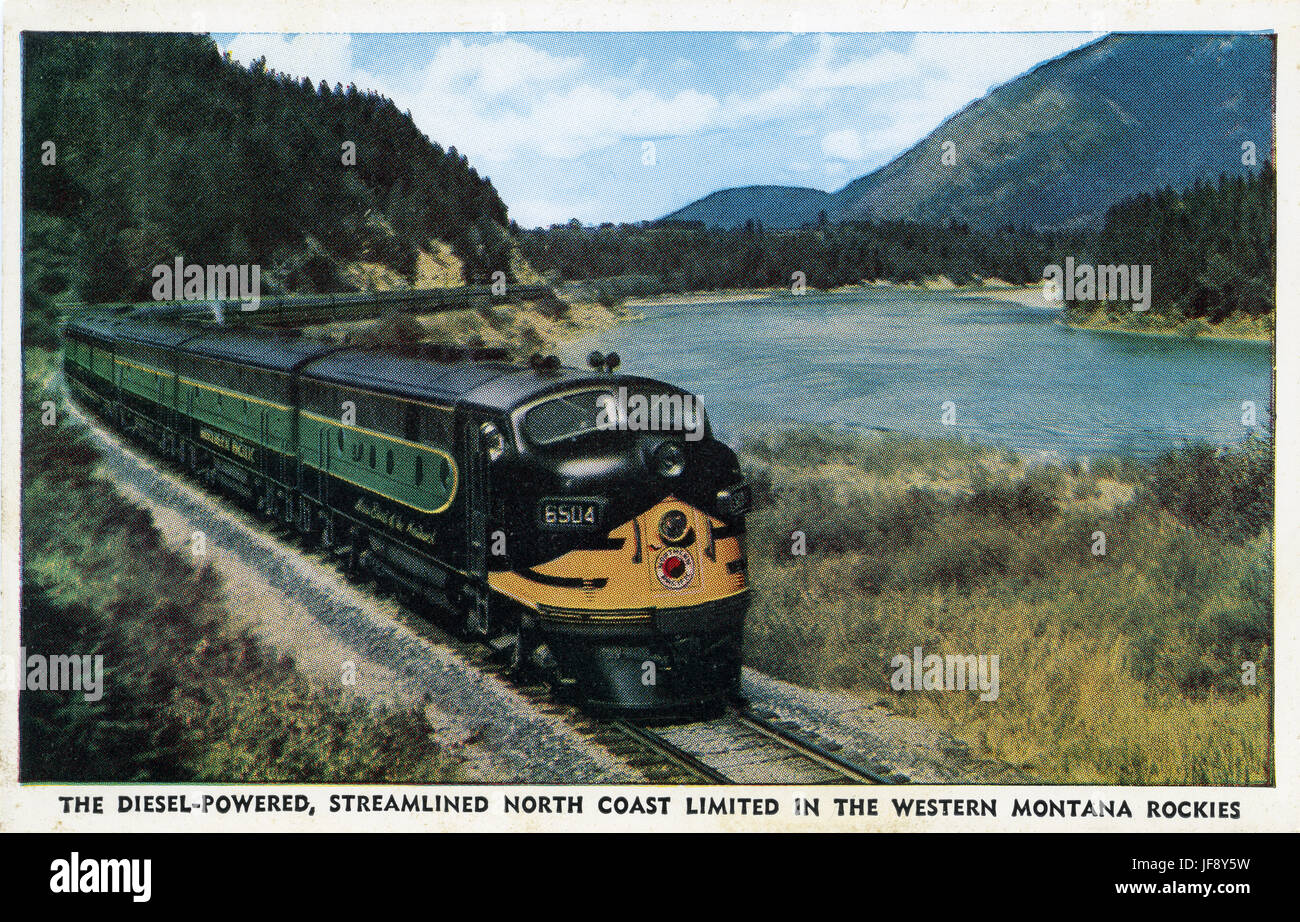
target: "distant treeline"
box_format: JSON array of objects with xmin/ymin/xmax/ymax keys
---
[
  {"xmin": 1078, "ymin": 162, "xmax": 1275, "ymax": 324},
  {"xmin": 520, "ymin": 164, "xmax": 1275, "ymax": 324},
  {"xmin": 22, "ymin": 32, "xmax": 514, "ymax": 305}
]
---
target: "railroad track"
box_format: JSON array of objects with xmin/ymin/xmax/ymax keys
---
[
  {"xmin": 264, "ymin": 546, "xmax": 904, "ymax": 784},
  {"xmin": 605, "ymin": 709, "xmax": 900, "ymax": 785}
]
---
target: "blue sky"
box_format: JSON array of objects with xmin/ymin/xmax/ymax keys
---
[{"xmin": 214, "ymin": 32, "xmax": 1101, "ymax": 228}]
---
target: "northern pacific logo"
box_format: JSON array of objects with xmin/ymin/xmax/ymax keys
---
[
  {"xmin": 49, "ymin": 852, "xmax": 151, "ymax": 903},
  {"xmin": 655, "ymin": 547, "xmax": 695, "ymax": 590}
]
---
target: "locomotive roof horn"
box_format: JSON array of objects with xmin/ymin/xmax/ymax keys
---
[
  {"xmin": 587, "ymin": 351, "xmax": 620, "ymax": 374},
  {"xmin": 530, "ymin": 352, "xmax": 563, "ymax": 374}
]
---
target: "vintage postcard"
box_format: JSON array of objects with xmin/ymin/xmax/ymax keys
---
[{"xmin": 0, "ymin": 0, "xmax": 1295, "ymax": 878}]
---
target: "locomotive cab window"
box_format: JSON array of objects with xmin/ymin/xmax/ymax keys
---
[
  {"xmin": 520, "ymin": 389, "xmax": 612, "ymax": 446},
  {"xmin": 520, "ymin": 387, "xmax": 708, "ymax": 446}
]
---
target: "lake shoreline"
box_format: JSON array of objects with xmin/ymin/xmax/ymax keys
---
[
  {"xmin": 1062, "ymin": 317, "xmax": 1272, "ymax": 344},
  {"xmin": 622, "ymin": 282, "xmax": 1273, "ymax": 344},
  {"xmin": 624, "ymin": 280, "xmax": 1058, "ymax": 310}
]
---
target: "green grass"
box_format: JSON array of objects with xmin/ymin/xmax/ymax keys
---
[
  {"xmin": 20, "ymin": 348, "xmax": 461, "ymax": 783},
  {"xmin": 740, "ymin": 427, "xmax": 1273, "ymax": 784}
]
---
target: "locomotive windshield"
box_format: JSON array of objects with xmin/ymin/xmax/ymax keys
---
[
  {"xmin": 520, "ymin": 385, "xmax": 708, "ymax": 447},
  {"xmin": 521, "ymin": 389, "xmax": 611, "ymax": 445}
]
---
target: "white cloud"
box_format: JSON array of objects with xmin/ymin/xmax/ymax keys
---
[
  {"xmin": 738, "ymin": 33, "xmax": 793, "ymax": 53},
  {"xmin": 821, "ymin": 129, "xmax": 865, "ymax": 161},
  {"xmin": 223, "ymin": 31, "xmax": 1099, "ymax": 171},
  {"xmin": 413, "ymin": 37, "xmax": 584, "ymax": 98},
  {"xmin": 223, "ymin": 33, "xmax": 357, "ymax": 87},
  {"xmin": 223, "ymin": 33, "xmax": 725, "ymax": 164},
  {"xmin": 803, "ymin": 33, "xmax": 1100, "ymax": 172},
  {"xmin": 217, "ymin": 31, "xmax": 1104, "ymax": 224},
  {"xmin": 906, "ymin": 32, "xmax": 1094, "ymax": 98},
  {"xmin": 794, "ymin": 43, "xmax": 919, "ymax": 92}
]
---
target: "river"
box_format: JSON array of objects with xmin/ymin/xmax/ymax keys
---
[{"xmin": 559, "ymin": 288, "xmax": 1273, "ymax": 458}]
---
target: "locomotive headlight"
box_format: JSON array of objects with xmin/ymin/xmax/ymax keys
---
[
  {"xmin": 653, "ymin": 441, "xmax": 686, "ymax": 478},
  {"xmin": 658, "ymin": 509, "xmax": 690, "ymax": 543}
]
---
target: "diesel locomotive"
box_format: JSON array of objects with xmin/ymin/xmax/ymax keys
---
[{"xmin": 61, "ymin": 309, "xmax": 751, "ymax": 714}]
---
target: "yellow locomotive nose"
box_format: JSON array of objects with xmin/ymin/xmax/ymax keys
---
[
  {"xmin": 488, "ymin": 493, "xmax": 748, "ymax": 714},
  {"xmin": 487, "ymin": 495, "xmax": 747, "ymax": 620},
  {"xmin": 636, "ymin": 498, "xmax": 744, "ymax": 603}
]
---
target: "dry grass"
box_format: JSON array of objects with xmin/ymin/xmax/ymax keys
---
[
  {"xmin": 1066, "ymin": 305, "xmax": 1273, "ymax": 342},
  {"xmin": 305, "ymin": 297, "xmax": 628, "ymax": 356},
  {"xmin": 741, "ymin": 427, "xmax": 1273, "ymax": 784}
]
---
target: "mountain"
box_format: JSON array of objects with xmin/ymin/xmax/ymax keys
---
[
  {"xmin": 662, "ymin": 33, "xmax": 1274, "ymax": 231},
  {"xmin": 660, "ymin": 185, "xmax": 831, "ymax": 229}
]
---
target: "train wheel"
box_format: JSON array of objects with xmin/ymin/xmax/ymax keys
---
[{"xmin": 298, "ymin": 499, "xmax": 319, "ymax": 547}]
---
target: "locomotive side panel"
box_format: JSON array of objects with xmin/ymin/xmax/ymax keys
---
[
  {"xmin": 114, "ymin": 340, "xmax": 174, "ymax": 443},
  {"xmin": 298, "ymin": 377, "xmax": 464, "ymax": 573},
  {"xmin": 63, "ymin": 330, "xmax": 110, "ymax": 413}
]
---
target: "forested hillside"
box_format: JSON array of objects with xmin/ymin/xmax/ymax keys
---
[
  {"xmin": 1072, "ymin": 163, "xmax": 1275, "ymax": 326},
  {"xmin": 662, "ymin": 185, "xmax": 832, "ymax": 230},
  {"xmin": 522, "ymin": 216, "xmax": 1066, "ymax": 291},
  {"xmin": 522, "ymin": 164, "xmax": 1274, "ymax": 332},
  {"xmin": 22, "ymin": 32, "xmax": 515, "ymax": 314}
]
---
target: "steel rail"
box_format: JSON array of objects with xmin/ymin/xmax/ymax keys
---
[
  {"xmin": 608, "ymin": 719, "xmax": 735, "ymax": 784},
  {"xmin": 732, "ymin": 709, "xmax": 896, "ymax": 784}
]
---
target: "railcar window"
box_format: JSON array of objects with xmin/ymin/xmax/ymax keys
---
[
  {"xmin": 337, "ymin": 428, "xmax": 345, "ymax": 453},
  {"xmin": 414, "ymin": 455, "xmax": 424, "ymax": 485},
  {"xmin": 386, "ymin": 448, "xmax": 394, "ymax": 475},
  {"xmin": 369, "ymin": 444, "xmax": 376, "ymax": 468}
]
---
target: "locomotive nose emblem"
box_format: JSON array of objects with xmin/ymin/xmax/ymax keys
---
[{"xmin": 655, "ymin": 548, "xmax": 695, "ymax": 589}]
